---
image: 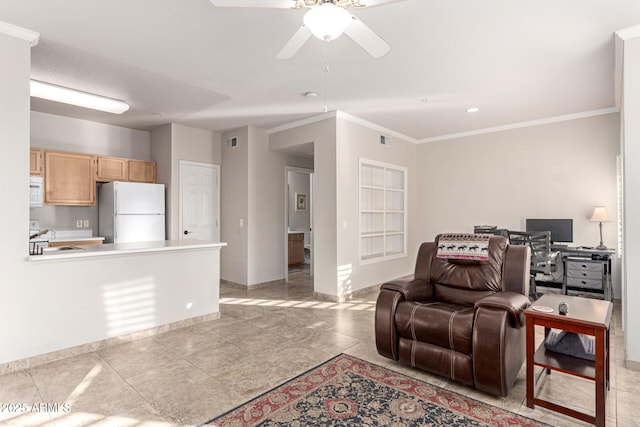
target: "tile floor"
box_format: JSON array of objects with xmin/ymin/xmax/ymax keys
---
[{"xmin": 0, "ymin": 268, "xmax": 638, "ymax": 426}]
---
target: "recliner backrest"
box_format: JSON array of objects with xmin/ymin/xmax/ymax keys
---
[{"xmin": 426, "ymin": 234, "xmax": 509, "ymax": 305}]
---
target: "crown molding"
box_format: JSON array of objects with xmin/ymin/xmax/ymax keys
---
[
  {"xmin": 0, "ymin": 21, "xmax": 39, "ymax": 47},
  {"xmin": 418, "ymin": 108, "xmax": 619, "ymax": 144},
  {"xmin": 615, "ymin": 25, "xmax": 640, "ymax": 41},
  {"xmin": 267, "ymin": 111, "xmax": 337, "ymax": 135},
  {"xmin": 267, "ymin": 110, "xmax": 418, "ymax": 144}
]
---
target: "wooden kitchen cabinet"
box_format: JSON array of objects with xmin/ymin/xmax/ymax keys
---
[
  {"xmin": 128, "ymin": 160, "xmax": 156, "ymax": 183},
  {"xmin": 44, "ymin": 151, "xmax": 96, "ymax": 206},
  {"xmin": 288, "ymin": 232, "xmax": 304, "ymax": 267},
  {"xmin": 30, "ymin": 149, "xmax": 43, "ymax": 176},
  {"xmin": 96, "ymin": 156, "xmax": 129, "ymax": 182}
]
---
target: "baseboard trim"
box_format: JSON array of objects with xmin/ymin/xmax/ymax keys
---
[
  {"xmin": 0, "ymin": 311, "xmax": 220, "ymax": 376},
  {"xmin": 625, "ymin": 358, "xmax": 640, "ymax": 371},
  {"xmin": 313, "ymin": 283, "xmax": 381, "ymax": 303},
  {"xmin": 221, "ymin": 278, "xmax": 286, "ymax": 291}
]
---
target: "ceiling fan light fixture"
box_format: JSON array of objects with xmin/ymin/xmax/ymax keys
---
[
  {"xmin": 303, "ymin": 3, "xmax": 352, "ymax": 41},
  {"xmin": 30, "ymin": 80, "xmax": 130, "ymax": 114}
]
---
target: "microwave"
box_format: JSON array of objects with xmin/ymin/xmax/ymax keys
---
[{"xmin": 30, "ymin": 176, "xmax": 44, "ymax": 207}]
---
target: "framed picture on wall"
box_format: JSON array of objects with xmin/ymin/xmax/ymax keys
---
[{"xmin": 295, "ymin": 193, "xmax": 307, "ymax": 211}]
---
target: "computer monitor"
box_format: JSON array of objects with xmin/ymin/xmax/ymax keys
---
[{"xmin": 525, "ymin": 218, "xmax": 573, "ymax": 243}]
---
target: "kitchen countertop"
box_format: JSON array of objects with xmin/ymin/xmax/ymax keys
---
[
  {"xmin": 29, "ymin": 229, "xmax": 104, "ymax": 243},
  {"xmin": 49, "ymin": 236, "xmax": 105, "ymax": 243},
  {"xmin": 29, "ymin": 239, "xmax": 226, "ymax": 261}
]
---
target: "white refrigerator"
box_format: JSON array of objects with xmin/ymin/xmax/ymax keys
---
[{"xmin": 99, "ymin": 182, "xmax": 166, "ymax": 243}]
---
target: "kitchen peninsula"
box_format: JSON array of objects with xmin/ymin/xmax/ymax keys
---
[{"xmin": 3, "ymin": 239, "xmax": 226, "ymax": 373}]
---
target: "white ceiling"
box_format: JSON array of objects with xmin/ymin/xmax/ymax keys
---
[{"xmin": 1, "ymin": 0, "xmax": 639, "ymax": 141}]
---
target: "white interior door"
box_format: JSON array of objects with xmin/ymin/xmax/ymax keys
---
[{"xmin": 180, "ymin": 161, "xmax": 220, "ymax": 241}]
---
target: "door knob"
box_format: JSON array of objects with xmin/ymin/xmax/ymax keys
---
[{"xmin": 184, "ymin": 230, "xmax": 193, "ymax": 235}]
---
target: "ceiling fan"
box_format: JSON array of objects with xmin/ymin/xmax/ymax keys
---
[{"xmin": 208, "ymin": 0, "xmax": 405, "ymax": 59}]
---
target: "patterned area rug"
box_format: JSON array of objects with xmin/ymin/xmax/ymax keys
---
[{"xmin": 204, "ymin": 354, "xmax": 548, "ymax": 427}]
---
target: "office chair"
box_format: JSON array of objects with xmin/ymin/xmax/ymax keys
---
[{"xmin": 508, "ymin": 230, "xmax": 563, "ymax": 298}]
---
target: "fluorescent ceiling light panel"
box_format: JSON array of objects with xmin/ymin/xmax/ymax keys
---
[{"xmin": 30, "ymin": 80, "xmax": 129, "ymax": 114}]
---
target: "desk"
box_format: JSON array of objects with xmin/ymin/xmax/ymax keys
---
[
  {"xmin": 551, "ymin": 245, "xmax": 615, "ymax": 257},
  {"xmin": 525, "ymin": 294, "xmax": 612, "ymax": 426},
  {"xmin": 551, "ymin": 246, "xmax": 615, "ymax": 301}
]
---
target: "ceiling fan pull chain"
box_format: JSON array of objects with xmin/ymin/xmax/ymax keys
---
[{"xmin": 323, "ymin": 41, "xmax": 330, "ymax": 112}]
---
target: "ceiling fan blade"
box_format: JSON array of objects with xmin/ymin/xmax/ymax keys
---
[
  {"xmin": 276, "ymin": 25, "xmax": 312, "ymax": 59},
  {"xmin": 208, "ymin": 0, "xmax": 293, "ymax": 8},
  {"xmin": 358, "ymin": 0, "xmax": 407, "ymax": 7},
  {"xmin": 343, "ymin": 16, "xmax": 390, "ymax": 58}
]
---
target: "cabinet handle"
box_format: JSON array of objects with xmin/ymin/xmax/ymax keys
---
[
  {"xmin": 581, "ymin": 280, "xmax": 587, "ymax": 285},
  {"xmin": 581, "ymin": 264, "xmax": 587, "ymax": 268},
  {"xmin": 582, "ymin": 272, "xmax": 587, "ymax": 277}
]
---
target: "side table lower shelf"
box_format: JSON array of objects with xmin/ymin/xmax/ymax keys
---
[{"xmin": 534, "ymin": 346, "xmax": 596, "ymax": 381}]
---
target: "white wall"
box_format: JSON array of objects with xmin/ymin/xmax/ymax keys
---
[
  {"xmin": 169, "ymin": 123, "xmax": 221, "ymax": 240},
  {"xmin": 221, "ymin": 127, "xmax": 249, "ymax": 285},
  {"xmin": 220, "ymin": 126, "xmax": 313, "ymax": 286},
  {"xmin": 270, "ymin": 118, "xmax": 337, "ymax": 296},
  {"xmin": 620, "ymin": 32, "xmax": 640, "ymax": 365},
  {"xmin": 151, "ymin": 123, "xmax": 221, "ymax": 240},
  {"xmin": 416, "ymin": 113, "xmax": 621, "ymax": 294},
  {"xmin": 31, "ymin": 111, "xmax": 150, "ymax": 159},
  {"xmin": 0, "ymin": 29, "xmax": 35, "ymax": 365},
  {"xmin": 335, "ymin": 117, "xmax": 417, "ymax": 294},
  {"xmin": 247, "ymin": 127, "xmax": 313, "ymax": 285},
  {"xmin": 269, "ymin": 114, "xmax": 417, "ymax": 297}
]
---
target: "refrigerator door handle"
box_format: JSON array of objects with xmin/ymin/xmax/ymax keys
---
[{"xmin": 114, "ymin": 187, "xmax": 118, "ymax": 215}]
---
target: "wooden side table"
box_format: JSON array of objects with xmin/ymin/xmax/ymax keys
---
[{"xmin": 525, "ymin": 294, "xmax": 612, "ymax": 427}]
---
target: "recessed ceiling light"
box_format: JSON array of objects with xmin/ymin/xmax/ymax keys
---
[
  {"xmin": 304, "ymin": 91, "xmax": 318, "ymax": 98},
  {"xmin": 420, "ymin": 98, "xmax": 429, "ymax": 103},
  {"xmin": 466, "ymin": 107, "xmax": 480, "ymax": 113}
]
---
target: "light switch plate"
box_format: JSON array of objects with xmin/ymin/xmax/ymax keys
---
[
  {"xmin": 83, "ymin": 220, "xmax": 90, "ymax": 228},
  {"xmin": 76, "ymin": 220, "xmax": 83, "ymax": 228},
  {"xmin": 29, "ymin": 219, "xmax": 40, "ymax": 230}
]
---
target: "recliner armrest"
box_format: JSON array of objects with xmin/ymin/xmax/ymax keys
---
[
  {"xmin": 380, "ymin": 278, "xmax": 433, "ymax": 301},
  {"xmin": 474, "ymin": 292, "xmax": 531, "ymax": 328}
]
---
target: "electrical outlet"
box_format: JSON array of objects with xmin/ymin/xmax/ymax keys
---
[
  {"xmin": 76, "ymin": 220, "xmax": 82, "ymax": 228},
  {"xmin": 83, "ymin": 219, "xmax": 90, "ymax": 228}
]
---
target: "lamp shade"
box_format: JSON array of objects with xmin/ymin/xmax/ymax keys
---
[
  {"xmin": 303, "ymin": 3, "xmax": 352, "ymax": 41},
  {"xmin": 590, "ymin": 206, "xmax": 610, "ymax": 222}
]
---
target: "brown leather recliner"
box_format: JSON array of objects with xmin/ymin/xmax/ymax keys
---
[{"xmin": 375, "ymin": 234, "xmax": 531, "ymax": 397}]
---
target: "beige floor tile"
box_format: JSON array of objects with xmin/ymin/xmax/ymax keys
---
[
  {"xmin": 0, "ymin": 269, "xmax": 634, "ymax": 427},
  {"xmin": 124, "ymin": 359, "xmax": 222, "ymax": 403}
]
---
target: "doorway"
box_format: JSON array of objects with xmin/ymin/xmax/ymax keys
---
[
  {"xmin": 285, "ymin": 166, "xmax": 313, "ymax": 281},
  {"xmin": 179, "ymin": 160, "xmax": 220, "ymax": 241}
]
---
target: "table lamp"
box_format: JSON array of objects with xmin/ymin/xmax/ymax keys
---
[{"xmin": 590, "ymin": 206, "xmax": 610, "ymax": 250}]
